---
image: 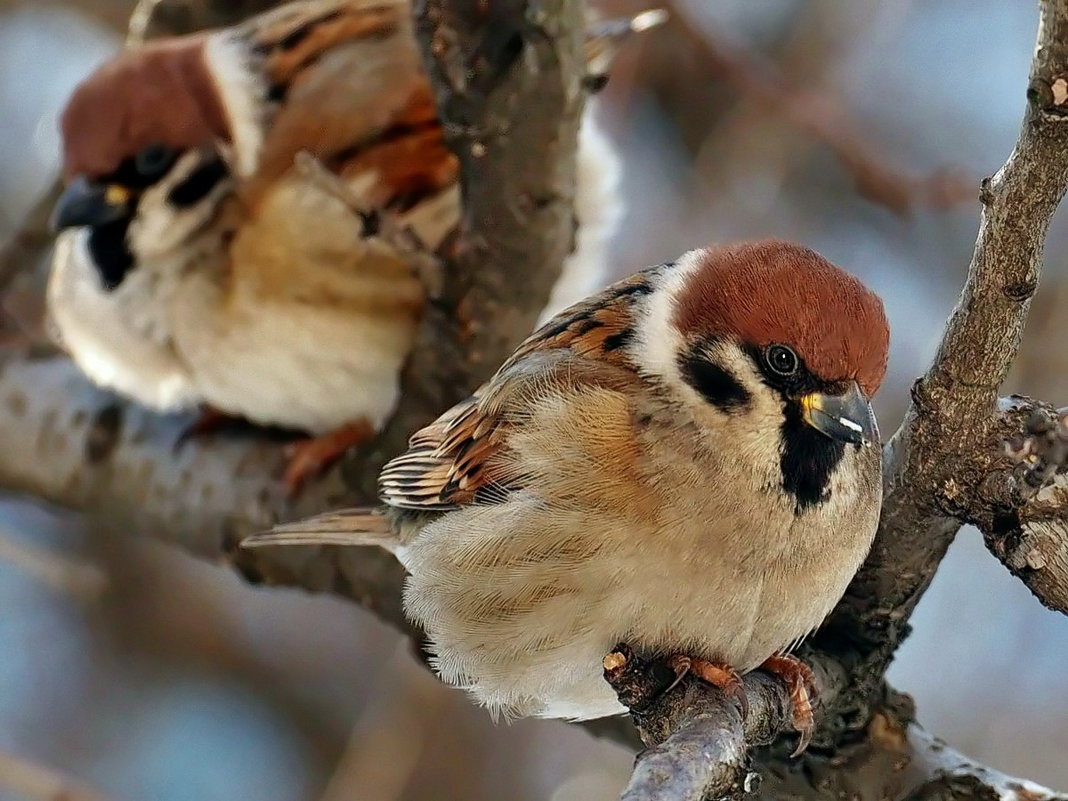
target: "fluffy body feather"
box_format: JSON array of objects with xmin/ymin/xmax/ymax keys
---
[
  {"xmin": 49, "ymin": 0, "xmax": 626, "ymax": 434},
  {"xmin": 254, "ymin": 241, "xmax": 889, "ymax": 720}
]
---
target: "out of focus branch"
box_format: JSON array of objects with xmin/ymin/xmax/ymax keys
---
[
  {"xmin": 0, "ymin": 749, "xmax": 115, "ymax": 801},
  {"xmin": 664, "ymin": 0, "xmax": 974, "ymax": 216},
  {"xmin": 0, "ymin": 527, "xmax": 107, "ymax": 599},
  {"xmin": 0, "ymin": 181, "xmax": 60, "ymax": 297}
]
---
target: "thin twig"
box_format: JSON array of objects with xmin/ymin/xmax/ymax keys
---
[
  {"xmin": 666, "ymin": 0, "xmax": 974, "ymax": 216},
  {"xmin": 0, "ymin": 529, "xmax": 108, "ymax": 600}
]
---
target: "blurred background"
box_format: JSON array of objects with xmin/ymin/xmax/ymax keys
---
[{"xmin": 1, "ymin": 0, "xmax": 1067, "ymax": 799}]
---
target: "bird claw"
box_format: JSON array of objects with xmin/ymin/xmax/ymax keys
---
[
  {"xmin": 665, "ymin": 654, "xmax": 749, "ymax": 719},
  {"xmin": 281, "ymin": 419, "xmax": 373, "ymax": 496},
  {"xmin": 760, "ymin": 654, "xmax": 817, "ymax": 757}
]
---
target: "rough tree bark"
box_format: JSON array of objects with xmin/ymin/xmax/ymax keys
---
[{"xmin": 1, "ymin": 1, "xmax": 1067, "ymax": 800}]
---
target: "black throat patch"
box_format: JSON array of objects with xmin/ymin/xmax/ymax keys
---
[
  {"xmin": 87, "ymin": 216, "xmax": 135, "ymax": 291},
  {"xmin": 780, "ymin": 398, "xmax": 845, "ymax": 513}
]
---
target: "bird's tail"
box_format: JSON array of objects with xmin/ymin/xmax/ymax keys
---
[{"xmin": 240, "ymin": 508, "xmax": 399, "ymax": 554}]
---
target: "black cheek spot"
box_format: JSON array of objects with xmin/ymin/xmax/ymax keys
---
[
  {"xmin": 678, "ymin": 348, "xmax": 751, "ymax": 412},
  {"xmin": 780, "ymin": 400, "xmax": 845, "ymax": 514},
  {"xmin": 266, "ymin": 82, "xmax": 287, "ymax": 104},
  {"xmin": 167, "ymin": 158, "xmax": 229, "ymax": 208}
]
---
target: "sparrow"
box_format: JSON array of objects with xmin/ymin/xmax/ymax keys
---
[
  {"xmin": 47, "ymin": 0, "xmax": 655, "ymax": 491},
  {"xmin": 245, "ymin": 240, "xmax": 891, "ymax": 751}
]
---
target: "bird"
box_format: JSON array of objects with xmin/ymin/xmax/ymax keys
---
[
  {"xmin": 48, "ymin": 0, "xmax": 658, "ymax": 492},
  {"xmin": 245, "ymin": 239, "xmax": 891, "ymax": 752}
]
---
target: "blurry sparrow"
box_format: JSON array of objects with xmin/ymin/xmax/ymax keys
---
[
  {"xmin": 247, "ymin": 240, "xmax": 890, "ymax": 750},
  {"xmin": 49, "ymin": 0, "xmax": 652, "ymax": 490}
]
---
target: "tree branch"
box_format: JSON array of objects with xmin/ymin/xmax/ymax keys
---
[
  {"xmin": 603, "ymin": 645, "xmax": 834, "ymax": 801},
  {"xmin": 603, "ymin": 647, "xmax": 1068, "ymax": 801},
  {"xmin": 981, "ymin": 402, "xmax": 1068, "ymax": 615}
]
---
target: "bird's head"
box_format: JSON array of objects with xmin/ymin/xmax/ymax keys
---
[
  {"xmin": 50, "ymin": 33, "xmax": 263, "ymax": 290},
  {"xmin": 633, "ymin": 240, "xmax": 890, "ymax": 511}
]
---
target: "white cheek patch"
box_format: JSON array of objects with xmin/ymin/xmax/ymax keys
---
[
  {"xmin": 203, "ymin": 32, "xmax": 267, "ymax": 178},
  {"xmin": 631, "ymin": 249, "xmax": 711, "ymax": 394}
]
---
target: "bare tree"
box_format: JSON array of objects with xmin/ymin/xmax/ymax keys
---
[{"xmin": 1, "ymin": 1, "xmax": 1067, "ymax": 800}]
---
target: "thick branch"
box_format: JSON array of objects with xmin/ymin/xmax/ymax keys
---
[
  {"xmin": 604, "ymin": 648, "xmax": 1068, "ymax": 801},
  {"xmin": 820, "ymin": 0, "xmax": 1068, "ymax": 707},
  {"xmin": 981, "ymin": 402, "xmax": 1068, "ymax": 614},
  {"xmin": 604, "ymin": 646, "xmax": 839, "ymax": 801},
  {"xmin": 764, "ymin": 708, "xmax": 1068, "ymax": 801},
  {"xmin": 900, "ymin": 724, "xmax": 1067, "ymax": 801}
]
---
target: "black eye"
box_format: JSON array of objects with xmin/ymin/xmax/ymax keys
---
[
  {"xmin": 134, "ymin": 144, "xmax": 177, "ymax": 178},
  {"xmin": 766, "ymin": 344, "xmax": 799, "ymax": 376}
]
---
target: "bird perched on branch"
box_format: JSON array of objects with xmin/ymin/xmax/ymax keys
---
[
  {"xmin": 48, "ymin": 0, "xmax": 659, "ymax": 491},
  {"xmin": 247, "ymin": 240, "xmax": 890, "ymax": 752}
]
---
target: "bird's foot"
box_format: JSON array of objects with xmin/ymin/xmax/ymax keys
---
[
  {"xmin": 281, "ymin": 419, "xmax": 374, "ymax": 496},
  {"xmin": 174, "ymin": 405, "xmax": 236, "ymax": 451},
  {"xmin": 666, "ymin": 654, "xmax": 749, "ymax": 719},
  {"xmin": 760, "ymin": 654, "xmax": 817, "ymax": 757}
]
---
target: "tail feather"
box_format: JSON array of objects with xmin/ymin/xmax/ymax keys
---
[{"xmin": 241, "ymin": 508, "xmax": 399, "ymax": 553}]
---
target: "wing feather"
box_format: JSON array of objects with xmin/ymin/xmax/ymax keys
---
[{"xmin": 379, "ymin": 268, "xmax": 664, "ymax": 511}]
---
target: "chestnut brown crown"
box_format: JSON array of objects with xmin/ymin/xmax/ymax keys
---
[
  {"xmin": 59, "ymin": 37, "xmax": 229, "ymax": 181},
  {"xmin": 673, "ymin": 240, "xmax": 890, "ymax": 397}
]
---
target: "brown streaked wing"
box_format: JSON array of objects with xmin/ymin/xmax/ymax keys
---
[
  {"xmin": 239, "ymin": 0, "xmax": 433, "ymax": 202},
  {"xmin": 379, "ymin": 268, "xmax": 662, "ymax": 511}
]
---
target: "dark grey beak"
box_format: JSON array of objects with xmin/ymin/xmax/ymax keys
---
[
  {"xmin": 51, "ymin": 176, "xmax": 131, "ymax": 231},
  {"xmin": 800, "ymin": 381, "xmax": 879, "ymax": 447}
]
